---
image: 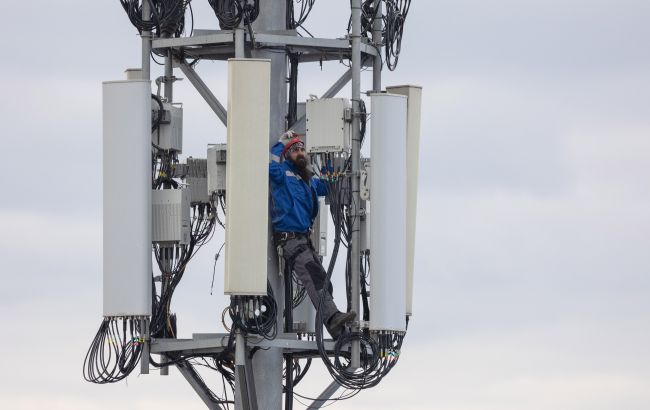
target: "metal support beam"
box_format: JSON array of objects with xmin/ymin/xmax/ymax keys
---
[
  {"xmin": 322, "ymin": 69, "xmax": 353, "ymax": 99},
  {"xmin": 284, "ymin": 269, "xmax": 293, "ymax": 410},
  {"xmin": 160, "ymin": 51, "xmax": 173, "ymax": 376},
  {"xmin": 235, "ymin": 332, "xmax": 258, "ymax": 410},
  {"xmin": 251, "ymin": 33, "xmax": 356, "ymax": 50},
  {"xmin": 151, "ymin": 31, "xmax": 378, "ymax": 62},
  {"xmin": 306, "ymin": 380, "xmax": 341, "ymax": 409},
  {"xmin": 350, "ymin": 0, "xmax": 363, "ymax": 370},
  {"xmin": 235, "ymin": 365, "xmax": 250, "ymax": 410},
  {"xmin": 159, "ymin": 355, "xmax": 169, "ymax": 376},
  {"xmin": 152, "ymin": 31, "xmax": 234, "ymax": 48},
  {"xmin": 150, "ymin": 334, "xmax": 343, "ymax": 354},
  {"xmin": 140, "ymin": 318, "xmax": 150, "ymax": 375},
  {"xmin": 244, "ymin": 349, "xmax": 258, "ymax": 410},
  {"xmin": 141, "ymin": 0, "xmax": 151, "ymax": 80},
  {"xmin": 177, "ymin": 361, "xmax": 222, "ymax": 410},
  {"xmin": 158, "ymin": 285, "xmax": 170, "ymax": 377},
  {"xmin": 284, "ymin": 353, "xmax": 293, "ymax": 410},
  {"xmin": 234, "ymin": 24, "xmax": 245, "ymax": 58},
  {"xmin": 178, "ymin": 61, "xmax": 228, "ymax": 126},
  {"xmin": 152, "ymin": 32, "xmax": 378, "ymax": 58},
  {"xmin": 165, "ymin": 49, "xmax": 173, "ymax": 102}
]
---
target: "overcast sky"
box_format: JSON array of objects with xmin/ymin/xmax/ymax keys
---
[{"xmin": 1, "ymin": 0, "xmax": 649, "ymax": 409}]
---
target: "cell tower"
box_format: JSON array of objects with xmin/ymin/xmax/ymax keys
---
[{"xmin": 84, "ymin": 1, "xmax": 421, "ymax": 408}]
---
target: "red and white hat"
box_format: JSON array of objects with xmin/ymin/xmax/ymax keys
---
[{"xmin": 282, "ymin": 137, "xmax": 305, "ymax": 158}]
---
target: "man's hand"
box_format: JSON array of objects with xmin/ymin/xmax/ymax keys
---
[{"xmin": 278, "ymin": 130, "xmax": 297, "ymax": 146}]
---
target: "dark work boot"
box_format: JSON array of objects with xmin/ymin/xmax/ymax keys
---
[{"xmin": 326, "ymin": 311, "xmax": 357, "ymax": 340}]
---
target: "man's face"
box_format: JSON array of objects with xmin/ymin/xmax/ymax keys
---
[{"xmin": 289, "ymin": 146, "xmax": 307, "ymax": 167}]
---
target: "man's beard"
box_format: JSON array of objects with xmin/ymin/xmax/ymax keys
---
[{"xmin": 294, "ymin": 156, "xmax": 311, "ymax": 182}]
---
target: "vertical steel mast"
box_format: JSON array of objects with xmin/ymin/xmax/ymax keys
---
[
  {"xmin": 251, "ymin": 1, "xmax": 287, "ymax": 408},
  {"xmin": 350, "ymin": 0, "xmax": 363, "ymax": 370}
]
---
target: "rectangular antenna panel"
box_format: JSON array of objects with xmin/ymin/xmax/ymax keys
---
[
  {"xmin": 103, "ymin": 79, "xmax": 152, "ymax": 317},
  {"xmin": 369, "ymin": 93, "xmax": 408, "ymax": 332},
  {"xmin": 386, "ymin": 85, "xmax": 422, "ymax": 316},
  {"xmin": 224, "ymin": 59, "xmax": 271, "ymax": 295}
]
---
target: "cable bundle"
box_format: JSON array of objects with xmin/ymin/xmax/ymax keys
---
[
  {"xmin": 287, "ymin": 0, "xmax": 316, "ymax": 30},
  {"xmin": 191, "ymin": 203, "xmax": 217, "ymax": 247},
  {"xmin": 151, "ymin": 244, "xmax": 190, "ymax": 338},
  {"xmin": 120, "ymin": 0, "xmax": 192, "ymax": 37},
  {"xmin": 208, "ymin": 0, "xmax": 242, "ymax": 29},
  {"xmin": 360, "ymin": 0, "xmax": 380, "ymax": 38},
  {"xmin": 150, "ymin": 150, "xmax": 218, "ymax": 337},
  {"xmin": 383, "ymin": 0, "xmax": 411, "ymax": 70},
  {"xmin": 360, "ymin": 252, "xmax": 370, "ymax": 322},
  {"xmin": 152, "ymin": 338, "xmax": 238, "ymax": 408},
  {"xmin": 353, "ymin": 0, "xmax": 411, "ymax": 70},
  {"xmin": 291, "ymin": 271, "xmax": 308, "ymax": 309},
  {"xmin": 120, "ymin": 0, "xmax": 157, "ymax": 32},
  {"xmin": 228, "ymin": 282, "xmax": 278, "ymax": 339},
  {"xmin": 151, "ymin": 94, "xmax": 165, "ymax": 133},
  {"xmin": 278, "ymin": 240, "xmax": 309, "ymax": 310},
  {"xmin": 283, "ymin": 356, "xmax": 312, "ymax": 391},
  {"xmin": 239, "ymin": 0, "xmax": 260, "ymax": 27},
  {"xmin": 177, "ymin": 359, "xmax": 236, "ymax": 409},
  {"xmin": 83, "ymin": 317, "xmax": 144, "ymax": 384},
  {"xmin": 314, "ymin": 292, "xmax": 406, "ymax": 390},
  {"xmin": 152, "ymin": 151, "xmax": 178, "ymax": 189},
  {"xmin": 208, "ymin": 0, "xmax": 260, "ymax": 29},
  {"xmin": 156, "ymin": 0, "xmax": 191, "ymax": 37},
  {"xmin": 211, "ymin": 191, "xmax": 227, "ymax": 228},
  {"xmin": 151, "ymin": 203, "xmax": 216, "ymax": 338}
]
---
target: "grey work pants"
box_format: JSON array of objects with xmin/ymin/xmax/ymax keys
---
[{"xmin": 279, "ymin": 236, "xmax": 339, "ymax": 324}]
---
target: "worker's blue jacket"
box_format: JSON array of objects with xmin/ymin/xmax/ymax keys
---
[{"xmin": 269, "ymin": 141, "xmax": 328, "ymax": 233}]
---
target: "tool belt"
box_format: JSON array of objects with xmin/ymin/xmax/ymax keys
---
[{"xmin": 273, "ymin": 231, "xmax": 310, "ymax": 244}]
